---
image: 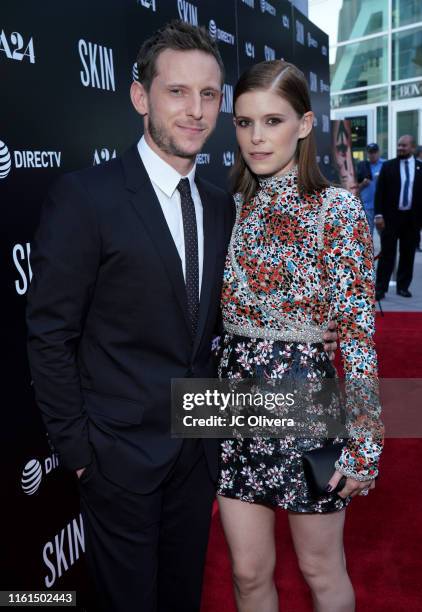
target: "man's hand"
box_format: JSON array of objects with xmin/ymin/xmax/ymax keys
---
[
  {"xmin": 323, "ymin": 320, "xmax": 338, "ymax": 361},
  {"xmin": 359, "ymin": 178, "xmax": 371, "ymax": 190},
  {"xmin": 76, "ymin": 467, "xmax": 86, "ymax": 479},
  {"xmin": 375, "ymin": 216, "xmax": 385, "ymax": 231}
]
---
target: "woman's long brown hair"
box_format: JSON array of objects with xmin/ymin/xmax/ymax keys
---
[{"xmin": 231, "ymin": 60, "xmax": 329, "ymax": 200}]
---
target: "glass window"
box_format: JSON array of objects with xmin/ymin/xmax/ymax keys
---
[
  {"xmin": 392, "ymin": 28, "xmax": 422, "ymax": 81},
  {"xmin": 331, "ymin": 36, "xmax": 388, "ymax": 92},
  {"xmin": 396, "ymin": 110, "xmax": 419, "ymax": 145},
  {"xmin": 392, "ymin": 0, "xmax": 422, "ymax": 28},
  {"xmin": 331, "ymin": 87, "xmax": 388, "ymax": 108},
  {"xmin": 376, "ymin": 106, "xmax": 388, "ymax": 159},
  {"xmin": 337, "ymin": 0, "xmax": 388, "ymax": 42}
]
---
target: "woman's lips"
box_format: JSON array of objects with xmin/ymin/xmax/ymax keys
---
[{"xmin": 249, "ymin": 152, "xmax": 272, "ymax": 160}]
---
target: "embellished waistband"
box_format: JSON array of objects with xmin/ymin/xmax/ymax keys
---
[{"xmin": 223, "ymin": 321, "xmax": 325, "ymax": 344}]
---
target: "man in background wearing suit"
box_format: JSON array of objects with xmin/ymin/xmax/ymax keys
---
[
  {"xmin": 375, "ymin": 134, "xmax": 422, "ymax": 300},
  {"xmin": 26, "ymin": 20, "xmax": 338, "ymax": 612}
]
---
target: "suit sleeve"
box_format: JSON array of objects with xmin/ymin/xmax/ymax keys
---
[
  {"xmin": 26, "ymin": 174, "xmax": 101, "ymax": 471},
  {"xmin": 374, "ymin": 163, "xmax": 387, "ymax": 217}
]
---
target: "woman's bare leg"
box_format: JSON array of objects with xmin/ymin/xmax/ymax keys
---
[
  {"xmin": 288, "ymin": 509, "xmax": 355, "ymax": 612},
  {"xmin": 218, "ymin": 495, "xmax": 278, "ymax": 612}
]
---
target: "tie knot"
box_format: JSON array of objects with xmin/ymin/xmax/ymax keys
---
[{"xmin": 177, "ymin": 178, "xmax": 191, "ymax": 197}]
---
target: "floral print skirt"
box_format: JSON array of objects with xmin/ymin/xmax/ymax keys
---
[{"xmin": 216, "ymin": 333, "xmax": 351, "ymax": 513}]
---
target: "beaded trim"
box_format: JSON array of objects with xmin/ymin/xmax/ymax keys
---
[
  {"xmin": 334, "ymin": 460, "xmax": 378, "ymax": 481},
  {"xmin": 223, "ymin": 321, "xmax": 325, "ymax": 343}
]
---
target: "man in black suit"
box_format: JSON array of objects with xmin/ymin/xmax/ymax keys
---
[
  {"xmin": 375, "ymin": 134, "xmax": 422, "ymax": 299},
  {"xmin": 26, "ymin": 20, "xmax": 338, "ymax": 612}
]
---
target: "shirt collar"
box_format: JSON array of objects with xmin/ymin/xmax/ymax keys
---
[{"xmin": 137, "ymin": 135, "xmax": 196, "ymax": 198}]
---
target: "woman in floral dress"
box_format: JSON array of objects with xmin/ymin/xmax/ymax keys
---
[{"xmin": 217, "ymin": 60, "xmax": 383, "ymax": 612}]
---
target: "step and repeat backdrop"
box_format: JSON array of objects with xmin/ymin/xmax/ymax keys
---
[{"xmin": 1, "ymin": 0, "xmax": 329, "ymax": 607}]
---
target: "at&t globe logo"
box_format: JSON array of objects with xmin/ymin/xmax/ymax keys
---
[
  {"xmin": 0, "ymin": 141, "xmax": 12, "ymax": 180},
  {"xmin": 209, "ymin": 19, "xmax": 217, "ymax": 41},
  {"xmin": 21, "ymin": 459, "xmax": 43, "ymax": 495}
]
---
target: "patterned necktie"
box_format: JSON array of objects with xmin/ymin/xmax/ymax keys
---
[
  {"xmin": 177, "ymin": 178, "xmax": 199, "ymax": 336},
  {"xmin": 401, "ymin": 159, "xmax": 410, "ymax": 210}
]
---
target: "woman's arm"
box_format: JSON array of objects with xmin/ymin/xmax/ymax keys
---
[{"xmin": 322, "ymin": 189, "xmax": 384, "ymax": 482}]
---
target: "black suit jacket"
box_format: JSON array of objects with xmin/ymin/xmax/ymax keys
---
[
  {"xmin": 26, "ymin": 145, "xmax": 234, "ymax": 493},
  {"xmin": 374, "ymin": 157, "xmax": 422, "ymax": 227}
]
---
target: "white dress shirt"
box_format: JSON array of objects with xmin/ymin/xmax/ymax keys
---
[
  {"xmin": 399, "ymin": 155, "xmax": 415, "ymax": 210},
  {"xmin": 137, "ymin": 136, "xmax": 204, "ymax": 296}
]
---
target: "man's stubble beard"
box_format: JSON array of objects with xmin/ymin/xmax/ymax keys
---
[{"xmin": 147, "ymin": 108, "xmax": 208, "ymax": 160}]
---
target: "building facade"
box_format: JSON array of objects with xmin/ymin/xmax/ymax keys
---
[{"xmin": 311, "ymin": 0, "xmax": 422, "ymax": 160}]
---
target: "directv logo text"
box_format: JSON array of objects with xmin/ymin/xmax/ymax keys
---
[{"xmin": 0, "ymin": 140, "xmax": 61, "ymax": 180}]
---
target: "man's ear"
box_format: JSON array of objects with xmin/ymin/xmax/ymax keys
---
[
  {"xmin": 130, "ymin": 80, "xmax": 148, "ymax": 117},
  {"xmin": 299, "ymin": 111, "xmax": 314, "ymax": 139}
]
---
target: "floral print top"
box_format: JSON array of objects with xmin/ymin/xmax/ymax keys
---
[{"xmin": 221, "ymin": 167, "xmax": 383, "ymax": 480}]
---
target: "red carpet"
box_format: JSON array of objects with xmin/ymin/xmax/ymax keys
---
[{"xmin": 202, "ymin": 313, "xmax": 422, "ymax": 611}]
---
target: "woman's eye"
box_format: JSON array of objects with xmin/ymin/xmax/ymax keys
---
[
  {"xmin": 236, "ymin": 119, "xmax": 251, "ymax": 128},
  {"xmin": 267, "ymin": 117, "xmax": 282, "ymax": 125}
]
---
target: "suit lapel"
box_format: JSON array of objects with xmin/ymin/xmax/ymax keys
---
[
  {"xmin": 122, "ymin": 145, "xmax": 191, "ymax": 334},
  {"xmin": 193, "ymin": 177, "xmax": 217, "ymax": 357}
]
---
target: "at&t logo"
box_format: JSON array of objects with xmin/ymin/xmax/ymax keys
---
[
  {"xmin": 0, "ymin": 141, "xmax": 12, "ymax": 179},
  {"xmin": 322, "ymin": 115, "xmax": 330, "ymax": 133},
  {"xmin": 245, "ymin": 42, "xmax": 255, "ymax": 59},
  {"xmin": 309, "ymin": 71, "xmax": 318, "ymax": 93},
  {"xmin": 223, "ymin": 151, "xmax": 235, "ymax": 167},
  {"xmin": 241, "ymin": 0, "xmax": 254, "ymax": 7},
  {"xmin": 264, "ymin": 45, "xmax": 275, "ymax": 61},
  {"xmin": 138, "ymin": 0, "xmax": 157, "ymax": 11},
  {"xmin": 177, "ymin": 1, "xmax": 198, "ymax": 25},
  {"xmin": 79, "ymin": 39, "xmax": 115, "ymax": 92},
  {"xmin": 93, "ymin": 148, "xmax": 117, "ymax": 165},
  {"xmin": 321, "ymin": 45, "xmax": 328, "ymax": 56},
  {"xmin": 208, "ymin": 20, "xmax": 235, "ymax": 45},
  {"xmin": 0, "ymin": 29, "xmax": 35, "ymax": 64},
  {"xmin": 132, "ymin": 62, "xmax": 139, "ymax": 82},
  {"xmin": 260, "ymin": 0, "xmax": 276, "ymax": 16},
  {"xmin": 282, "ymin": 15, "xmax": 290, "ymax": 29},
  {"xmin": 21, "ymin": 452, "xmax": 59, "ymax": 496},
  {"xmin": 21, "ymin": 459, "xmax": 42, "ymax": 495}
]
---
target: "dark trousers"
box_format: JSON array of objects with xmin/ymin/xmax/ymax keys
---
[
  {"xmin": 78, "ymin": 439, "xmax": 215, "ymax": 612},
  {"xmin": 376, "ymin": 211, "xmax": 419, "ymax": 293}
]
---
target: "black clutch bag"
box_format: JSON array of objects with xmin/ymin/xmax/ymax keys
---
[{"xmin": 302, "ymin": 443, "xmax": 347, "ymax": 498}]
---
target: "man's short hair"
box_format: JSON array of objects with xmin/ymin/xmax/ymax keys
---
[{"xmin": 136, "ymin": 19, "xmax": 225, "ymax": 91}]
